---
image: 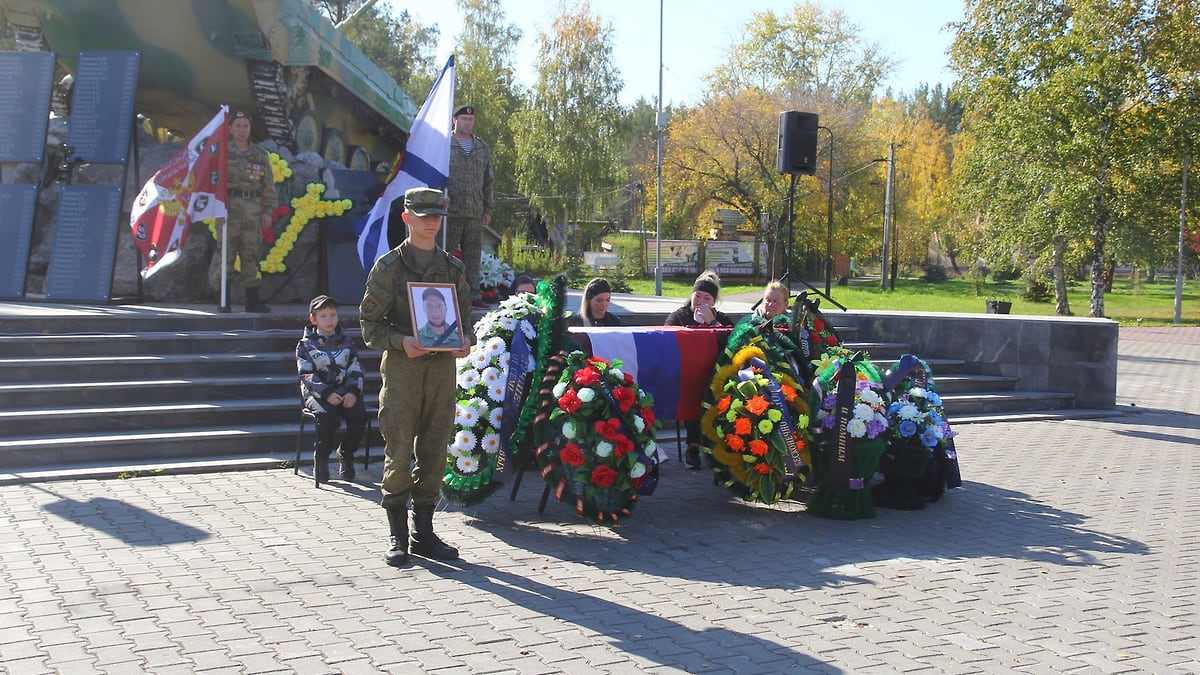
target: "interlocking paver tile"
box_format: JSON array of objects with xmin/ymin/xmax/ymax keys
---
[{"xmin": 1, "ymin": 327, "xmax": 1199, "ymax": 673}]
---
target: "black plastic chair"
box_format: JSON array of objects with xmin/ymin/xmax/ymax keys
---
[{"xmin": 295, "ymin": 395, "xmax": 373, "ymax": 486}]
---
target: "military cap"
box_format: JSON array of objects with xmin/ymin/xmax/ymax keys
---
[
  {"xmin": 453, "ymin": 105, "xmax": 476, "ymax": 117},
  {"xmin": 404, "ymin": 187, "xmax": 448, "ymax": 216}
]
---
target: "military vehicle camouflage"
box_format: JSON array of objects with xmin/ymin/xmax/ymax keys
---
[{"xmin": 0, "ymin": 0, "xmax": 417, "ymax": 170}]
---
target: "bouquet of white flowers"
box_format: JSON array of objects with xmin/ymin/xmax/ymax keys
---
[
  {"xmin": 443, "ymin": 292, "xmax": 542, "ymax": 506},
  {"xmin": 478, "ymin": 250, "xmax": 515, "ymax": 302}
]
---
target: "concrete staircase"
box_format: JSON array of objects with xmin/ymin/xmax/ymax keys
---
[
  {"xmin": 0, "ymin": 305, "xmax": 1098, "ymax": 480},
  {"xmin": 0, "ymin": 311, "xmax": 382, "ymax": 479}
]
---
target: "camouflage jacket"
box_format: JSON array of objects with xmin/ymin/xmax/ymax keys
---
[
  {"xmin": 296, "ymin": 324, "xmax": 364, "ymax": 403},
  {"xmin": 359, "ymin": 240, "xmax": 474, "ymax": 352},
  {"xmin": 447, "ymin": 134, "xmax": 494, "ymax": 219},
  {"xmin": 227, "ymin": 143, "xmax": 277, "ymax": 211}
]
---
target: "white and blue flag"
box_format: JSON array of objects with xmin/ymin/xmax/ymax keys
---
[{"xmin": 356, "ymin": 55, "xmax": 456, "ymax": 270}]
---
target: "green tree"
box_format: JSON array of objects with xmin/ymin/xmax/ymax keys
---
[
  {"xmin": 864, "ymin": 97, "xmax": 959, "ymax": 280},
  {"xmin": 513, "ymin": 1, "xmax": 624, "ymax": 228},
  {"xmin": 950, "ymin": 0, "xmax": 1197, "ymax": 317},
  {"xmin": 618, "ymin": 96, "xmax": 666, "ymax": 250},
  {"xmin": 453, "ymin": 0, "xmax": 524, "ymax": 231},
  {"xmin": 903, "ymin": 83, "xmax": 963, "ymax": 134},
  {"xmin": 707, "ymin": 2, "xmax": 894, "ymax": 106},
  {"xmin": 310, "ymin": 0, "xmax": 440, "ymax": 96}
]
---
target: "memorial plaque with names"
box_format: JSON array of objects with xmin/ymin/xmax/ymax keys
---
[
  {"xmin": 0, "ymin": 51, "xmax": 55, "ymax": 163},
  {"xmin": 44, "ymin": 185, "xmax": 124, "ymax": 302},
  {"xmin": 66, "ymin": 51, "xmax": 140, "ymax": 164},
  {"xmin": 0, "ymin": 184, "xmax": 39, "ymax": 299}
]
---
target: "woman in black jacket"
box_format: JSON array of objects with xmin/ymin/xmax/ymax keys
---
[
  {"xmin": 568, "ymin": 277, "xmax": 622, "ymax": 327},
  {"xmin": 665, "ymin": 270, "xmax": 733, "ymax": 468}
]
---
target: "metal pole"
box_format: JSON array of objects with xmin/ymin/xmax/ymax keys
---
[
  {"xmin": 820, "ymin": 126, "xmax": 834, "ymax": 296},
  {"xmin": 1176, "ymin": 151, "xmax": 1188, "ymax": 325},
  {"xmin": 654, "ymin": 0, "xmax": 664, "ymax": 296},
  {"xmin": 888, "ymin": 143, "xmax": 898, "ymax": 291},
  {"xmin": 881, "ymin": 141, "xmax": 894, "ymax": 291},
  {"xmin": 219, "ymin": 221, "xmax": 230, "ymax": 312}
]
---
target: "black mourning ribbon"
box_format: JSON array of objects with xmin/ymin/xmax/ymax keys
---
[
  {"xmin": 744, "ymin": 357, "xmax": 805, "ymax": 477},
  {"xmin": 429, "ymin": 320, "xmax": 460, "ymax": 348},
  {"xmin": 827, "ymin": 350, "xmax": 866, "ymax": 490},
  {"xmin": 499, "ymin": 330, "xmax": 531, "ymax": 463},
  {"xmin": 596, "ymin": 373, "xmax": 658, "ymax": 496}
]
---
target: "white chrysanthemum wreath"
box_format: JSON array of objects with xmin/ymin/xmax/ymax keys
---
[{"xmin": 442, "ymin": 292, "xmax": 543, "ymax": 506}]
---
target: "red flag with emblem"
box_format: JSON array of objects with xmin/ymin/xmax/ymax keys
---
[{"xmin": 130, "ymin": 106, "xmax": 229, "ymax": 278}]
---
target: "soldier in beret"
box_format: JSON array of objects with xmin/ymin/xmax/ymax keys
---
[
  {"xmin": 446, "ymin": 105, "xmax": 495, "ymax": 309},
  {"xmin": 213, "ymin": 110, "xmax": 277, "ymax": 312}
]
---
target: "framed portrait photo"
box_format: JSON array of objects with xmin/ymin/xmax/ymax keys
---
[{"xmin": 408, "ymin": 282, "xmax": 464, "ymax": 351}]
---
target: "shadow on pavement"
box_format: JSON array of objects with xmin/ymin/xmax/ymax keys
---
[
  {"xmin": 460, "ymin": 470, "xmax": 1148, "ymax": 586},
  {"xmin": 418, "ymin": 557, "xmax": 837, "ymax": 673},
  {"xmin": 41, "ymin": 495, "xmax": 210, "ymax": 546}
]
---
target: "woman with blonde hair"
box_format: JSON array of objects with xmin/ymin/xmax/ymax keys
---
[{"xmin": 757, "ymin": 280, "xmax": 790, "ymax": 320}]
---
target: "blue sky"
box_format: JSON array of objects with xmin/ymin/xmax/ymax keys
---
[{"xmin": 390, "ymin": 0, "xmax": 964, "ymax": 105}]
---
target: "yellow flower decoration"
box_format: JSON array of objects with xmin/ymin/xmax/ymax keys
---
[
  {"xmin": 258, "ymin": 182, "xmax": 350, "ymax": 274},
  {"xmin": 269, "ymin": 153, "xmax": 293, "ymax": 183},
  {"xmin": 208, "ymin": 181, "xmax": 350, "ymax": 275}
]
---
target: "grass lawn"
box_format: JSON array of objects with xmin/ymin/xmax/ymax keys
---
[{"xmin": 620, "ymin": 275, "xmax": 1198, "ymax": 326}]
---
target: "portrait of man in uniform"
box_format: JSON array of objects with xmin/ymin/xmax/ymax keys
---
[{"xmin": 409, "ymin": 283, "xmax": 463, "ymax": 350}]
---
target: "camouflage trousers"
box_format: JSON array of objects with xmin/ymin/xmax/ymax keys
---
[
  {"xmin": 443, "ymin": 216, "xmax": 482, "ymax": 302},
  {"xmin": 210, "ymin": 199, "xmax": 265, "ymax": 292},
  {"xmin": 377, "ymin": 349, "xmax": 456, "ymax": 510}
]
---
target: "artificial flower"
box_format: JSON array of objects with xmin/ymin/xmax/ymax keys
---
[
  {"xmin": 540, "ymin": 351, "xmax": 661, "ymax": 526},
  {"xmin": 443, "ymin": 290, "xmax": 547, "ymax": 506},
  {"xmin": 700, "ymin": 339, "xmax": 812, "ymax": 505}
]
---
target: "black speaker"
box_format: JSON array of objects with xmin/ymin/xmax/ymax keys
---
[{"xmin": 776, "ymin": 111, "xmax": 819, "ymax": 176}]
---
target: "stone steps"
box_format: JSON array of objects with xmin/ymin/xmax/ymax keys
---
[
  {"xmin": 0, "ymin": 372, "xmax": 384, "ymax": 408},
  {"xmin": 0, "ymin": 396, "xmax": 373, "ymax": 437},
  {"xmin": 0, "ymin": 303, "xmax": 1083, "ymax": 473}
]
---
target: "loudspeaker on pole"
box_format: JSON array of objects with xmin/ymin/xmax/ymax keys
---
[{"xmin": 776, "ymin": 111, "xmax": 819, "ymax": 176}]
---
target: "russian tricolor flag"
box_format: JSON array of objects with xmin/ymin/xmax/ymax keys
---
[
  {"xmin": 356, "ymin": 56, "xmax": 456, "ymax": 270},
  {"xmin": 574, "ymin": 326, "xmax": 724, "ymax": 421}
]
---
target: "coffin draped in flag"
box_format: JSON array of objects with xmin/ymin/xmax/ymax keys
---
[
  {"xmin": 129, "ymin": 106, "xmax": 229, "ymax": 279},
  {"xmin": 356, "ymin": 56, "xmax": 455, "ymax": 270}
]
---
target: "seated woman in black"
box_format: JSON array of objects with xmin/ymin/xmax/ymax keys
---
[
  {"xmin": 509, "ymin": 274, "xmax": 537, "ymax": 296},
  {"xmin": 665, "ymin": 270, "xmax": 734, "ymax": 469},
  {"xmin": 567, "ymin": 277, "xmax": 622, "ymax": 327}
]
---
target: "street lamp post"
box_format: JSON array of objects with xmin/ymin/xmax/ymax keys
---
[
  {"xmin": 1176, "ymin": 150, "xmax": 1189, "ymax": 324},
  {"xmin": 654, "ymin": 0, "xmax": 664, "ymax": 296},
  {"xmin": 880, "ymin": 141, "xmax": 895, "ymax": 291},
  {"xmin": 819, "ymin": 126, "xmax": 834, "ymax": 296}
]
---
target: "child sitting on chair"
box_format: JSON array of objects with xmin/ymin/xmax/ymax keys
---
[{"xmin": 297, "ymin": 295, "xmax": 368, "ymax": 483}]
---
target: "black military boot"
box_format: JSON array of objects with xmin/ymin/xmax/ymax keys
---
[
  {"xmin": 410, "ymin": 503, "xmax": 459, "ymax": 560},
  {"xmin": 337, "ymin": 451, "xmax": 356, "ymax": 481},
  {"xmin": 385, "ymin": 508, "xmax": 409, "ymax": 567},
  {"xmin": 245, "ymin": 287, "xmax": 271, "ymax": 313}
]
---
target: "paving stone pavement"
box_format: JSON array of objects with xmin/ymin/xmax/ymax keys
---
[{"xmin": 1, "ymin": 327, "xmax": 1198, "ymax": 673}]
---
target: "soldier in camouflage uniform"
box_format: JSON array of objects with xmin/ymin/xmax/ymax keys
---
[
  {"xmin": 214, "ymin": 110, "xmax": 277, "ymax": 312},
  {"xmin": 445, "ymin": 105, "xmax": 494, "ymax": 309},
  {"xmin": 360, "ymin": 187, "xmax": 472, "ymax": 566}
]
